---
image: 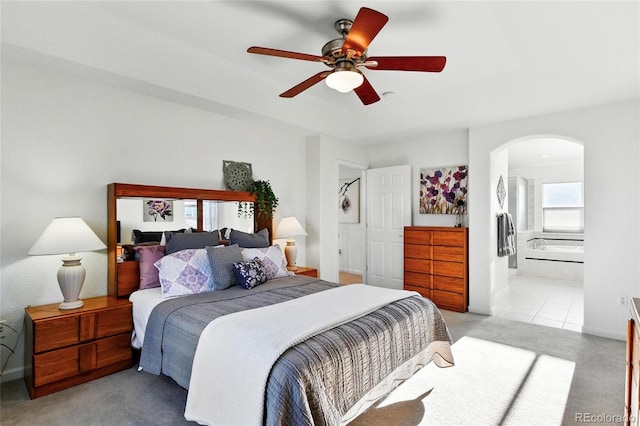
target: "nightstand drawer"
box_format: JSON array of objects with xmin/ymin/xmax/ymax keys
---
[
  {"xmin": 34, "ymin": 316, "xmax": 80, "ymax": 353},
  {"xmin": 33, "ymin": 345, "xmax": 79, "ymax": 386},
  {"xmin": 33, "ymin": 333, "xmax": 131, "ymax": 387},
  {"xmin": 96, "ymin": 305, "xmax": 133, "ymax": 339},
  {"xmin": 33, "ymin": 304, "xmax": 132, "ymax": 352}
]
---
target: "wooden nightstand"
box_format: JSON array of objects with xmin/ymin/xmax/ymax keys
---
[
  {"xmin": 24, "ymin": 295, "xmax": 133, "ymax": 399},
  {"xmin": 293, "ymin": 266, "xmax": 318, "ymax": 278}
]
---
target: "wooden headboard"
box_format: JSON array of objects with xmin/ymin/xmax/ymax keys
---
[{"xmin": 107, "ymin": 183, "xmax": 272, "ymax": 298}]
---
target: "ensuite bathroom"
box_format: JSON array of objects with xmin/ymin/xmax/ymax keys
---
[{"xmin": 494, "ymin": 138, "xmax": 585, "ymax": 332}]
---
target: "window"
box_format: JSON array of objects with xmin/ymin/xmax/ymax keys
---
[{"xmin": 542, "ymin": 182, "xmax": 584, "ymax": 233}]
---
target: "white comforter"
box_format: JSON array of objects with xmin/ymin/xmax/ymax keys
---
[{"xmin": 184, "ymin": 284, "xmax": 417, "ymax": 425}]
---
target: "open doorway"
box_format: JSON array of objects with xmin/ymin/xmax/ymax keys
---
[
  {"xmin": 338, "ymin": 163, "xmax": 366, "ymax": 284},
  {"xmin": 493, "ymin": 137, "xmax": 585, "ymax": 332}
]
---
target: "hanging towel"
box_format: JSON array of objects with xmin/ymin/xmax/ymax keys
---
[{"xmin": 497, "ymin": 212, "xmax": 516, "ymax": 257}]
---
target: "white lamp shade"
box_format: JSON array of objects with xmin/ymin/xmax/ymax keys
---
[
  {"xmin": 325, "ymin": 70, "xmax": 364, "ymax": 93},
  {"xmin": 29, "ymin": 217, "xmax": 105, "ymax": 310},
  {"xmin": 275, "ymin": 217, "xmax": 307, "ymax": 239},
  {"xmin": 28, "ymin": 217, "xmax": 106, "ymax": 255}
]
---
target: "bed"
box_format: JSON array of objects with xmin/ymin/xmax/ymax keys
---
[
  {"xmin": 107, "ymin": 183, "xmax": 454, "ymax": 425},
  {"xmin": 130, "ymin": 275, "xmax": 452, "ymax": 425}
]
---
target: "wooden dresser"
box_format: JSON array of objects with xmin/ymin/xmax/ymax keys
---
[
  {"xmin": 404, "ymin": 226, "xmax": 468, "ymax": 312},
  {"xmin": 626, "ymin": 298, "xmax": 640, "ymax": 425},
  {"xmin": 24, "ymin": 295, "xmax": 133, "ymax": 399}
]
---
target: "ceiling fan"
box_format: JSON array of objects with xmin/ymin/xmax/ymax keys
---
[{"xmin": 247, "ymin": 7, "xmax": 446, "ymax": 105}]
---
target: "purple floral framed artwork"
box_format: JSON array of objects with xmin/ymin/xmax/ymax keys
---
[
  {"xmin": 419, "ymin": 165, "xmax": 468, "ymax": 214},
  {"xmin": 143, "ymin": 199, "xmax": 173, "ymax": 222}
]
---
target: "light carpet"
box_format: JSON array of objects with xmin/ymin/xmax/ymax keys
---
[
  {"xmin": 0, "ymin": 311, "xmax": 625, "ymax": 425},
  {"xmin": 350, "ymin": 336, "xmax": 575, "ymax": 425}
]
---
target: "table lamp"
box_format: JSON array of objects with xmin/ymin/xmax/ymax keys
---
[
  {"xmin": 28, "ymin": 217, "xmax": 106, "ymax": 310},
  {"xmin": 275, "ymin": 217, "xmax": 307, "ymax": 270}
]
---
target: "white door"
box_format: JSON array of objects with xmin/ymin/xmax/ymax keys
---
[{"xmin": 366, "ymin": 165, "xmax": 411, "ymax": 289}]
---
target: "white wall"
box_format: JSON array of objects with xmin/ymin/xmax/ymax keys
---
[
  {"xmin": 469, "ymin": 100, "xmax": 640, "ymax": 340},
  {"xmin": 491, "ymin": 148, "xmax": 510, "ymax": 295},
  {"xmin": 0, "ymin": 60, "xmax": 312, "ymax": 381},
  {"xmin": 338, "ymin": 165, "xmax": 365, "ymax": 276},
  {"xmin": 366, "ymin": 130, "xmax": 469, "ymax": 227},
  {"xmin": 306, "ymin": 135, "xmax": 367, "ymax": 283}
]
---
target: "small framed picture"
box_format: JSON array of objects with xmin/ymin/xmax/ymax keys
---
[{"xmin": 143, "ymin": 199, "xmax": 173, "ymax": 222}]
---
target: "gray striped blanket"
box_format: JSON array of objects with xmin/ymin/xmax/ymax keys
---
[{"xmin": 139, "ymin": 276, "xmax": 453, "ymax": 425}]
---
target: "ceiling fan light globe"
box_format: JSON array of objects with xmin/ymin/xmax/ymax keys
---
[{"xmin": 325, "ymin": 70, "xmax": 364, "ymax": 93}]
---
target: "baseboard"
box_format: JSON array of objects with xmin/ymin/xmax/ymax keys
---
[
  {"xmin": 468, "ymin": 304, "xmax": 492, "ymax": 316},
  {"xmin": 581, "ymin": 325, "xmax": 625, "ymax": 342},
  {"xmin": 1, "ymin": 366, "xmax": 24, "ymax": 384}
]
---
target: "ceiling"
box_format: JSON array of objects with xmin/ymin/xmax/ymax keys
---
[
  {"xmin": 508, "ymin": 138, "xmax": 583, "ymax": 169},
  {"xmin": 2, "ymin": 1, "xmax": 639, "ymax": 147}
]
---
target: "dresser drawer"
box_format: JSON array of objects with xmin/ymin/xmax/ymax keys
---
[
  {"xmin": 433, "ymin": 246, "xmax": 465, "ymax": 262},
  {"xmin": 404, "ymin": 229, "xmax": 432, "ymax": 245},
  {"xmin": 404, "ymin": 244, "xmax": 432, "ymax": 259},
  {"xmin": 433, "ymin": 260, "xmax": 465, "ymax": 278},
  {"xmin": 433, "ymin": 275, "xmax": 465, "ymax": 293},
  {"xmin": 405, "ymin": 258, "xmax": 432, "ymax": 274},
  {"xmin": 433, "ymin": 231, "xmax": 466, "ymax": 247},
  {"xmin": 33, "ymin": 333, "xmax": 131, "ymax": 387},
  {"xmin": 404, "ymin": 285, "xmax": 432, "ymax": 300},
  {"xmin": 432, "ymin": 290, "xmax": 465, "ymax": 312},
  {"xmin": 404, "ymin": 271, "xmax": 432, "ymax": 289}
]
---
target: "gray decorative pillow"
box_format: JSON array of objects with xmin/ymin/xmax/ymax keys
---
[
  {"xmin": 166, "ymin": 230, "xmax": 220, "ymax": 254},
  {"xmin": 206, "ymin": 244, "xmax": 244, "ymax": 290},
  {"xmin": 223, "ymin": 160, "xmax": 254, "ymax": 191},
  {"xmin": 229, "ymin": 228, "xmax": 270, "ymax": 248}
]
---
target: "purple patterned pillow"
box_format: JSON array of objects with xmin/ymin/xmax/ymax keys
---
[
  {"xmin": 240, "ymin": 244, "xmax": 294, "ymax": 279},
  {"xmin": 154, "ymin": 248, "xmax": 214, "ymax": 298},
  {"xmin": 233, "ymin": 258, "xmax": 268, "ymax": 289}
]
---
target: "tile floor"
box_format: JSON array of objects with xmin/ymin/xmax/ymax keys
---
[{"xmin": 494, "ymin": 274, "xmax": 584, "ymax": 332}]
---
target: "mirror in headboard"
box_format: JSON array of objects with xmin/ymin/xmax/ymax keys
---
[
  {"xmin": 116, "ymin": 199, "xmax": 254, "ymax": 245},
  {"xmin": 107, "ymin": 183, "xmax": 271, "ymax": 298}
]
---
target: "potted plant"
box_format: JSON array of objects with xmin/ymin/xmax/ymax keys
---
[{"xmin": 238, "ymin": 180, "xmax": 279, "ymax": 219}]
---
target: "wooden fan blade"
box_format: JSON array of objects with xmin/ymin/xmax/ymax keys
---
[
  {"xmin": 248, "ymin": 46, "xmax": 327, "ymax": 62},
  {"xmin": 365, "ymin": 56, "xmax": 447, "ymax": 72},
  {"xmin": 353, "ymin": 75, "xmax": 380, "ymax": 105},
  {"xmin": 280, "ymin": 72, "xmax": 330, "ymax": 98},
  {"xmin": 342, "ymin": 8, "xmax": 389, "ymax": 57}
]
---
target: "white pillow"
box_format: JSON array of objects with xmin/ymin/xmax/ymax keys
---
[
  {"xmin": 240, "ymin": 244, "xmax": 294, "ymax": 279},
  {"xmin": 154, "ymin": 248, "xmax": 215, "ymax": 298}
]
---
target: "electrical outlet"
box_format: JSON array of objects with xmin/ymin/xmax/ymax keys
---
[{"xmin": 618, "ymin": 295, "xmax": 628, "ymax": 307}]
